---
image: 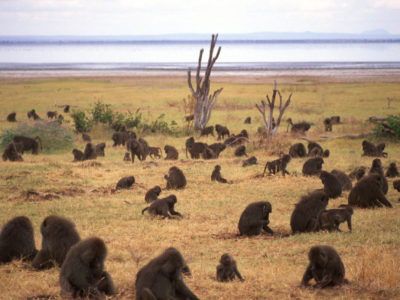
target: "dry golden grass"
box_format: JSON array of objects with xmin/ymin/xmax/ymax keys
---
[{"xmin": 0, "ymin": 74, "xmax": 400, "ymax": 299}]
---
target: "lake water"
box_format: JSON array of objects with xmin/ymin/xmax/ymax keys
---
[{"xmin": 1, "ymin": 40, "xmax": 400, "ymax": 70}]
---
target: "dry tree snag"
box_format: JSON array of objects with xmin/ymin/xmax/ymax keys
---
[
  {"xmin": 255, "ymin": 81, "xmax": 292, "ymax": 138},
  {"xmin": 187, "ymin": 34, "xmax": 223, "ymax": 130}
]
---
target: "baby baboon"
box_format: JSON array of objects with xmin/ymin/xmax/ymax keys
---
[
  {"xmin": 83, "ymin": 143, "xmax": 97, "ymax": 160},
  {"xmin": 200, "ymin": 125, "xmax": 215, "ymax": 137},
  {"xmin": 323, "ymin": 118, "xmax": 332, "ymax": 131},
  {"xmin": 123, "ymin": 152, "xmax": 131, "ymax": 161},
  {"xmin": 202, "ymin": 146, "xmax": 217, "ymax": 159},
  {"xmin": 13, "ymin": 135, "xmax": 42, "ymax": 154},
  {"xmin": 211, "ymin": 165, "xmax": 228, "ymax": 183},
  {"xmin": 216, "ymin": 253, "xmax": 244, "ymax": 282},
  {"xmin": 331, "ymin": 170, "xmax": 352, "ymax": 191},
  {"xmin": 385, "ymin": 162, "xmax": 399, "ymax": 178},
  {"xmin": 393, "ymin": 180, "xmax": 400, "ymax": 192},
  {"xmin": 47, "ymin": 111, "xmax": 57, "ymax": 119},
  {"xmin": 330, "ymin": 116, "xmax": 341, "ymax": 124},
  {"xmin": 348, "ymin": 174, "xmax": 392, "ymax": 208},
  {"xmin": 0, "ymin": 216, "xmax": 37, "ymax": 264},
  {"xmin": 362, "ymin": 140, "xmax": 387, "ymax": 157},
  {"xmin": 95, "ymin": 142, "xmax": 106, "ymax": 156},
  {"xmin": 263, "ymin": 154, "xmax": 291, "ymax": 176},
  {"xmin": 348, "ymin": 166, "xmax": 367, "ymax": 181},
  {"xmin": 369, "ymin": 158, "xmax": 388, "ymax": 194},
  {"xmin": 244, "ymin": 117, "xmax": 251, "ymax": 124},
  {"xmin": 302, "ymin": 157, "xmax": 324, "ymax": 176},
  {"xmin": 208, "ymin": 143, "xmax": 226, "ymax": 157},
  {"xmin": 164, "ymin": 145, "xmax": 179, "ymax": 160},
  {"xmin": 7, "ymin": 112, "xmax": 16, "ymax": 122},
  {"xmin": 60, "ymin": 237, "xmax": 115, "ymax": 298},
  {"xmin": 215, "ymin": 124, "xmax": 230, "ymax": 140},
  {"xmin": 287, "ymin": 118, "xmax": 311, "ymax": 133},
  {"xmin": 142, "ymin": 195, "xmax": 182, "ymax": 218},
  {"xmin": 290, "ymin": 190, "xmax": 329, "ymax": 233},
  {"xmin": 72, "ymin": 149, "xmax": 84, "ymax": 162},
  {"xmin": 242, "ymin": 156, "xmax": 257, "ymax": 167},
  {"xmin": 63, "ymin": 105, "xmax": 70, "ymax": 113},
  {"xmin": 320, "ymin": 171, "xmax": 342, "ymax": 198},
  {"xmin": 234, "ymin": 145, "xmax": 247, "ymax": 157},
  {"xmin": 185, "ymin": 137, "xmax": 195, "ymax": 158},
  {"xmin": 238, "ymin": 201, "xmax": 274, "ymax": 236},
  {"xmin": 165, "ymin": 166, "xmax": 186, "ymax": 189},
  {"xmin": 315, "ymin": 205, "xmax": 353, "ymax": 232},
  {"xmin": 2, "ymin": 142, "xmax": 23, "ymax": 162},
  {"xmin": 289, "ymin": 143, "xmax": 307, "ymax": 158},
  {"xmin": 135, "ymin": 247, "xmax": 199, "ymax": 300},
  {"xmin": 116, "ymin": 176, "xmax": 135, "ymax": 190},
  {"xmin": 148, "ymin": 147, "xmax": 162, "ymax": 159},
  {"xmin": 301, "ymin": 245, "xmax": 347, "ymax": 288},
  {"xmin": 33, "ymin": 215, "xmax": 81, "ymax": 269},
  {"xmin": 82, "ymin": 133, "xmax": 91, "ymax": 142},
  {"xmin": 145, "ymin": 186, "xmax": 162, "ymax": 203}
]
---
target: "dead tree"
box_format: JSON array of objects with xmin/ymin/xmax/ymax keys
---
[
  {"xmin": 255, "ymin": 81, "xmax": 292, "ymax": 138},
  {"xmin": 187, "ymin": 34, "xmax": 223, "ymax": 130}
]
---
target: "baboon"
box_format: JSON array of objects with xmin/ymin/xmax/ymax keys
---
[
  {"xmin": 308, "ymin": 147, "xmax": 323, "ymax": 157},
  {"xmin": 315, "ymin": 205, "xmax": 353, "ymax": 232},
  {"xmin": 216, "ymin": 253, "xmax": 244, "ymax": 282},
  {"xmin": 301, "ymin": 245, "xmax": 347, "ymax": 288},
  {"xmin": 82, "ymin": 133, "xmax": 91, "ymax": 142},
  {"xmin": 13, "ymin": 135, "xmax": 42, "ymax": 154},
  {"xmin": 47, "ymin": 111, "xmax": 57, "ymax": 119},
  {"xmin": 142, "ymin": 195, "xmax": 182, "ymax": 218},
  {"xmin": 242, "ymin": 156, "xmax": 257, "ymax": 167},
  {"xmin": 236, "ymin": 129, "xmax": 249, "ymax": 139},
  {"xmin": 362, "ymin": 140, "xmax": 387, "ymax": 157},
  {"xmin": 64, "ymin": 105, "xmax": 70, "ymax": 113},
  {"xmin": 27, "ymin": 109, "xmax": 40, "ymax": 120},
  {"xmin": 202, "ymin": 146, "xmax": 217, "ymax": 159},
  {"xmin": 289, "ymin": 143, "xmax": 307, "ymax": 158},
  {"xmin": 290, "ymin": 190, "xmax": 329, "ymax": 233},
  {"xmin": 302, "ymin": 157, "xmax": 324, "ymax": 176},
  {"xmin": 238, "ymin": 201, "xmax": 274, "ymax": 236},
  {"xmin": 331, "ymin": 170, "xmax": 352, "ymax": 190},
  {"xmin": 369, "ymin": 158, "xmax": 388, "ymax": 194},
  {"xmin": 135, "ymin": 247, "xmax": 199, "ymax": 300},
  {"xmin": 185, "ymin": 114, "xmax": 194, "ymax": 121},
  {"xmin": 244, "ymin": 117, "xmax": 251, "ymax": 124},
  {"xmin": 330, "ymin": 116, "xmax": 341, "ymax": 124},
  {"xmin": 323, "ymin": 118, "xmax": 332, "ymax": 131},
  {"xmin": 148, "ymin": 147, "xmax": 162, "ymax": 159},
  {"xmin": 187, "ymin": 142, "xmax": 207, "ymax": 159},
  {"xmin": 320, "ymin": 171, "xmax": 342, "ymax": 199},
  {"xmin": 60, "ymin": 237, "xmax": 115, "ymax": 298},
  {"xmin": 7, "ymin": 112, "xmax": 16, "ymax": 122},
  {"xmin": 116, "ymin": 176, "xmax": 135, "ymax": 190},
  {"xmin": 138, "ymin": 138, "xmax": 149, "ymax": 160},
  {"xmin": 234, "ymin": 145, "xmax": 247, "ymax": 157},
  {"xmin": 2, "ymin": 143, "xmax": 23, "ymax": 162},
  {"xmin": 208, "ymin": 143, "xmax": 226, "ymax": 157},
  {"xmin": 165, "ymin": 166, "xmax": 186, "ymax": 189},
  {"xmin": 164, "ymin": 145, "xmax": 179, "ymax": 160},
  {"xmin": 32, "ymin": 215, "xmax": 81, "ymax": 269},
  {"xmin": 0, "ymin": 216, "xmax": 37, "ymax": 264},
  {"xmin": 307, "ymin": 142, "xmax": 323, "ymax": 156},
  {"xmin": 215, "ymin": 124, "xmax": 230, "ymax": 140},
  {"xmin": 263, "ymin": 154, "xmax": 291, "ymax": 176},
  {"xmin": 348, "ymin": 166, "xmax": 367, "ymax": 181},
  {"xmin": 386, "ymin": 162, "xmax": 399, "ymax": 178},
  {"xmin": 323, "ymin": 149, "xmax": 330, "ymax": 158},
  {"xmin": 72, "ymin": 149, "xmax": 84, "ymax": 162},
  {"xmin": 57, "ymin": 114, "xmax": 64, "ymax": 124},
  {"xmin": 145, "ymin": 186, "xmax": 162, "ymax": 203},
  {"xmin": 393, "ymin": 180, "xmax": 400, "ymax": 192},
  {"xmin": 348, "ymin": 174, "xmax": 392, "ymax": 208},
  {"xmin": 287, "ymin": 118, "xmax": 311, "ymax": 133},
  {"xmin": 127, "ymin": 138, "xmax": 146, "ymax": 163},
  {"xmin": 123, "ymin": 152, "xmax": 130, "ymax": 161},
  {"xmin": 95, "ymin": 142, "xmax": 106, "ymax": 156},
  {"xmin": 211, "ymin": 165, "xmax": 228, "ymax": 183},
  {"xmin": 112, "ymin": 131, "xmax": 136, "ymax": 147},
  {"xmin": 83, "ymin": 143, "xmax": 97, "ymax": 160},
  {"xmin": 185, "ymin": 137, "xmax": 195, "ymax": 158},
  {"xmin": 200, "ymin": 126, "xmax": 215, "ymax": 137}
]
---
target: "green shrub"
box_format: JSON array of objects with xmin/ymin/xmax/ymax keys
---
[
  {"xmin": 373, "ymin": 114, "xmax": 400, "ymax": 139},
  {"xmin": 71, "ymin": 110, "xmax": 92, "ymax": 133},
  {"xmin": 91, "ymin": 101, "xmax": 113, "ymax": 125}
]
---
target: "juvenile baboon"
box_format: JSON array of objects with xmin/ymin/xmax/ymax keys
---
[
  {"xmin": 244, "ymin": 117, "xmax": 251, "ymax": 124},
  {"xmin": 315, "ymin": 205, "xmax": 353, "ymax": 232},
  {"xmin": 185, "ymin": 137, "xmax": 195, "ymax": 158},
  {"xmin": 234, "ymin": 145, "xmax": 247, "ymax": 157},
  {"xmin": 302, "ymin": 157, "xmax": 324, "ymax": 176},
  {"xmin": 290, "ymin": 190, "xmax": 329, "ymax": 233},
  {"xmin": 369, "ymin": 158, "xmax": 388, "ymax": 194},
  {"xmin": 216, "ymin": 253, "xmax": 244, "ymax": 282},
  {"xmin": 362, "ymin": 140, "xmax": 387, "ymax": 157},
  {"xmin": 386, "ymin": 162, "xmax": 399, "ymax": 178},
  {"xmin": 301, "ymin": 245, "xmax": 347, "ymax": 288},
  {"xmin": 242, "ymin": 156, "xmax": 257, "ymax": 167},
  {"xmin": 187, "ymin": 142, "xmax": 207, "ymax": 159},
  {"xmin": 2, "ymin": 142, "xmax": 23, "ymax": 162},
  {"xmin": 263, "ymin": 154, "xmax": 291, "ymax": 176},
  {"xmin": 331, "ymin": 170, "xmax": 352, "ymax": 191},
  {"xmin": 32, "ymin": 215, "xmax": 81, "ymax": 269},
  {"xmin": 238, "ymin": 201, "xmax": 273, "ymax": 236},
  {"xmin": 200, "ymin": 126, "xmax": 215, "ymax": 137},
  {"xmin": 145, "ymin": 186, "xmax": 162, "ymax": 203},
  {"xmin": 148, "ymin": 147, "xmax": 162, "ymax": 159},
  {"xmin": 165, "ymin": 167, "xmax": 186, "ymax": 190},
  {"xmin": 330, "ymin": 116, "xmax": 341, "ymax": 124},
  {"xmin": 164, "ymin": 145, "xmax": 179, "ymax": 160},
  {"xmin": 393, "ymin": 180, "xmax": 400, "ymax": 192},
  {"xmin": 289, "ymin": 143, "xmax": 307, "ymax": 158},
  {"xmin": 323, "ymin": 118, "xmax": 332, "ymax": 131},
  {"xmin": 208, "ymin": 143, "xmax": 226, "ymax": 157},
  {"xmin": 287, "ymin": 118, "xmax": 311, "ymax": 133},
  {"xmin": 320, "ymin": 171, "xmax": 342, "ymax": 199},
  {"xmin": 47, "ymin": 111, "xmax": 57, "ymax": 119},
  {"xmin": 211, "ymin": 165, "xmax": 228, "ymax": 183},
  {"xmin": 123, "ymin": 152, "xmax": 131, "ymax": 161},
  {"xmin": 0, "ymin": 216, "xmax": 37, "ymax": 264},
  {"xmin": 82, "ymin": 133, "xmax": 91, "ymax": 142},
  {"xmin": 142, "ymin": 195, "xmax": 182, "ymax": 218},
  {"xmin": 63, "ymin": 105, "xmax": 70, "ymax": 113},
  {"xmin": 215, "ymin": 124, "xmax": 230, "ymax": 140},
  {"xmin": 95, "ymin": 142, "xmax": 106, "ymax": 156},
  {"xmin": 13, "ymin": 135, "xmax": 42, "ymax": 154},
  {"xmin": 7, "ymin": 112, "xmax": 16, "ymax": 122},
  {"xmin": 60, "ymin": 237, "xmax": 115, "ymax": 298},
  {"xmin": 72, "ymin": 149, "xmax": 84, "ymax": 162},
  {"xmin": 135, "ymin": 247, "xmax": 199, "ymax": 300},
  {"xmin": 27, "ymin": 109, "xmax": 40, "ymax": 120},
  {"xmin": 83, "ymin": 143, "xmax": 97, "ymax": 160},
  {"xmin": 116, "ymin": 176, "xmax": 135, "ymax": 190},
  {"xmin": 348, "ymin": 174, "xmax": 392, "ymax": 208},
  {"xmin": 348, "ymin": 166, "xmax": 367, "ymax": 181},
  {"xmin": 323, "ymin": 149, "xmax": 330, "ymax": 158}
]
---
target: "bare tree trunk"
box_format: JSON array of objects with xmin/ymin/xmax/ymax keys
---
[{"xmin": 187, "ymin": 34, "xmax": 223, "ymax": 130}]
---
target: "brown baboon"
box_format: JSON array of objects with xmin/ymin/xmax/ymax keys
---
[
  {"xmin": 236, "ymin": 129, "xmax": 249, "ymax": 139},
  {"xmin": 47, "ymin": 111, "xmax": 57, "ymax": 119},
  {"xmin": 13, "ymin": 135, "xmax": 42, "ymax": 154},
  {"xmin": 0, "ymin": 216, "xmax": 37, "ymax": 264},
  {"xmin": 127, "ymin": 138, "xmax": 146, "ymax": 163},
  {"xmin": 216, "ymin": 253, "xmax": 244, "ymax": 282},
  {"xmin": 7, "ymin": 112, "xmax": 16, "ymax": 122},
  {"xmin": 164, "ymin": 145, "xmax": 179, "ymax": 160},
  {"xmin": 2, "ymin": 143, "xmax": 23, "ymax": 162},
  {"xmin": 393, "ymin": 180, "xmax": 400, "ymax": 192},
  {"xmin": 202, "ymin": 146, "xmax": 217, "ymax": 159},
  {"xmin": 323, "ymin": 118, "xmax": 332, "ymax": 131},
  {"xmin": 323, "ymin": 149, "xmax": 330, "ymax": 157},
  {"xmin": 112, "ymin": 131, "xmax": 136, "ymax": 147},
  {"xmin": 142, "ymin": 195, "xmax": 182, "ymax": 218},
  {"xmin": 320, "ymin": 171, "xmax": 342, "ymax": 199},
  {"xmin": 83, "ymin": 143, "xmax": 97, "ymax": 160},
  {"xmin": 211, "ymin": 165, "xmax": 228, "ymax": 183},
  {"xmin": 185, "ymin": 114, "xmax": 194, "ymax": 121},
  {"xmin": 315, "ymin": 205, "xmax": 353, "ymax": 232},
  {"xmin": 32, "ymin": 215, "xmax": 81, "ymax": 269},
  {"xmin": 138, "ymin": 138, "xmax": 149, "ymax": 159},
  {"xmin": 301, "ymin": 245, "xmax": 347, "ymax": 288},
  {"xmin": 63, "ymin": 105, "xmax": 70, "ymax": 113},
  {"xmin": 165, "ymin": 166, "xmax": 186, "ymax": 189},
  {"xmin": 82, "ymin": 133, "xmax": 91, "ymax": 142},
  {"xmin": 308, "ymin": 147, "xmax": 323, "ymax": 157},
  {"xmin": 95, "ymin": 142, "xmax": 106, "ymax": 156},
  {"xmin": 289, "ymin": 143, "xmax": 307, "ymax": 158},
  {"xmin": 386, "ymin": 162, "xmax": 399, "ymax": 178},
  {"xmin": 234, "ymin": 145, "xmax": 247, "ymax": 157},
  {"xmin": 187, "ymin": 142, "xmax": 207, "ymax": 159},
  {"xmin": 242, "ymin": 156, "xmax": 257, "ymax": 167},
  {"xmin": 208, "ymin": 143, "xmax": 226, "ymax": 157},
  {"xmin": 215, "ymin": 124, "xmax": 230, "ymax": 140},
  {"xmin": 290, "ymin": 190, "xmax": 329, "ymax": 233},
  {"xmin": 331, "ymin": 170, "xmax": 352, "ymax": 190},
  {"xmin": 302, "ymin": 157, "xmax": 324, "ymax": 176},
  {"xmin": 238, "ymin": 201, "xmax": 273, "ymax": 236},
  {"xmin": 307, "ymin": 142, "xmax": 323, "ymax": 156},
  {"xmin": 116, "ymin": 176, "xmax": 135, "ymax": 190},
  {"xmin": 244, "ymin": 117, "xmax": 251, "ymax": 124},
  {"xmin": 287, "ymin": 118, "xmax": 311, "ymax": 133},
  {"xmin": 148, "ymin": 147, "xmax": 162, "ymax": 159},
  {"xmin": 60, "ymin": 237, "xmax": 115, "ymax": 298},
  {"xmin": 72, "ymin": 149, "xmax": 84, "ymax": 162},
  {"xmin": 362, "ymin": 140, "xmax": 387, "ymax": 157},
  {"xmin": 200, "ymin": 126, "xmax": 215, "ymax": 137},
  {"xmin": 330, "ymin": 116, "xmax": 340, "ymax": 124},
  {"xmin": 185, "ymin": 137, "xmax": 195, "ymax": 158},
  {"xmin": 135, "ymin": 247, "xmax": 199, "ymax": 300},
  {"xmin": 123, "ymin": 152, "xmax": 131, "ymax": 161},
  {"xmin": 145, "ymin": 186, "xmax": 162, "ymax": 203},
  {"xmin": 27, "ymin": 109, "xmax": 40, "ymax": 120},
  {"xmin": 348, "ymin": 166, "xmax": 367, "ymax": 181},
  {"xmin": 348, "ymin": 174, "xmax": 392, "ymax": 208},
  {"xmin": 369, "ymin": 158, "xmax": 388, "ymax": 194},
  {"xmin": 263, "ymin": 154, "xmax": 291, "ymax": 176}
]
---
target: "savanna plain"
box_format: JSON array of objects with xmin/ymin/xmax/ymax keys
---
[{"xmin": 0, "ymin": 71, "xmax": 400, "ymax": 299}]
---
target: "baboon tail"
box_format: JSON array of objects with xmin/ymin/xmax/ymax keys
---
[{"xmin": 142, "ymin": 207, "xmax": 149, "ymax": 215}]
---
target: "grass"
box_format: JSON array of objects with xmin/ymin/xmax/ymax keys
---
[{"xmin": 0, "ymin": 75, "xmax": 400, "ymax": 299}]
